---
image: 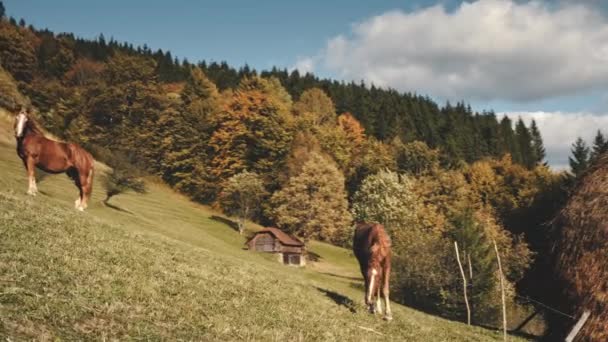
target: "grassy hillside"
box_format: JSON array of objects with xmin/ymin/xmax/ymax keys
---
[{"xmin": 0, "ymin": 113, "xmax": 519, "ymax": 340}]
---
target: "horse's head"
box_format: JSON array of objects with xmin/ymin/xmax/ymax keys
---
[{"xmin": 14, "ymin": 108, "xmax": 29, "ymax": 138}]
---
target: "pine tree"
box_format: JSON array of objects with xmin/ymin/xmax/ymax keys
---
[
  {"xmin": 515, "ymin": 118, "xmax": 534, "ymax": 169},
  {"xmin": 569, "ymin": 137, "xmax": 590, "ymax": 178},
  {"xmin": 0, "ymin": 23, "xmax": 37, "ymax": 82},
  {"xmin": 0, "ymin": 1, "xmax": 6, "ymax": 19},
  {"xmin": 591, "ymin": 130, "xmax": 608, "ymax": 162},
  {"xmin": 160, "ymin": 67, "xmax": 219, "ymax": 201},
  {"xmin": 497, "ymin": 116, "xmax": 521, "ymax": 163},
  {"xmin": 529, "ymin": 120, "xmax": 546, "ymax": 165},
  {"xmin": 450, "ymin": 209, "xmax": 496, "ymax": 322}
]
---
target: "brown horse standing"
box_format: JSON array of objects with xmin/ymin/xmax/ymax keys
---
[
  {"xmin": 353, "ymin": 222, "xmax": 393, "ymax": 320},
  {"xmin": 14, "ymin": 108, "xmax": 94, "ymax": 211}
]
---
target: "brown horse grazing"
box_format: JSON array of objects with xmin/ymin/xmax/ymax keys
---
[
  {"xmin": 14, "ymin": 108, "xmax": 94, "ymax": 211},
  {"xmin": 353, "ymin": 222, "xmax": 392, "ymax": 320}
]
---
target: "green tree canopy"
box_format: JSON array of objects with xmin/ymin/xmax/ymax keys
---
[
  {"xmin": 218, "ymin": 171, "xmax": 266, "ymax": 235},
  {"xmin": 270, "ymin": 152, "xmax": 352, "ymax": 244},
  {"xmin": 569, "ymin": 137, "xmax": 590, "ymax": 178}
]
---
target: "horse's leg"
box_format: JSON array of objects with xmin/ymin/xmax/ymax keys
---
[
  {"xmin": 67, "ymin": 168, "xmax": 83, "ymax": 210},
  {"xmin": 26, "ymin": 156, "xmax": 38, "ymax": 196},
  {"xmin": 382, "ymin": 262, "xmax": 393, "ymax": 321},
  {"xmin": 79, "ymin": 168, "xmax": 93, "ymax": 210},
  {"xmin": 376, "ymin": 285, "xmax": 383, "ymax": 315}
]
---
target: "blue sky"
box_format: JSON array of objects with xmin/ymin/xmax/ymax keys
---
[
  {"xmin": 4, "ymin": 0, "xmax": 608, "ymax": 168},
  {"xmin": 4, "ymin": 0, "xmax": 447, "ymax": 73}
]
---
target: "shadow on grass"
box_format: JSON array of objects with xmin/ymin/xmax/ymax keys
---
[
  {"xmin": 103, "ymin": 201, "xmax": 134, "ymax": 214},
  {"xmin": 319, "ymin": 271, "xmax": 363, "ymax": 282},
  {"xmin": 316, "ymin": 287, "xmax": 357, "ymax": 313},
  {"xmin": 473, "ymin": 322, "xmax": 540, "ymax": 341},
  {"xmin": 307, "ymin": 251, "xmax": 322, "ymax": 262},
  {"xmin": 210, "ymin": 215, "xmax": 239, "ymax": 232}
]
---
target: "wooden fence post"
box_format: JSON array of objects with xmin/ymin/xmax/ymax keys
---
[
  {"xmin": 565, "ymin": 311, "xmax": 591, "ymax": 342},
  {"xmin": 493, "ymin": 239, "xmax": 507, "ymax": 341},
  {"xmin": 454, "ymin": 241, "xmax": 471, "ymax": 325}
]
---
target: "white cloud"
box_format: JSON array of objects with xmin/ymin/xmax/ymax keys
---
[
  {"xmin": 317, "ymin": 0, "xmax": 608, "ymax": 102},
  {"xmin": 500, "ymin": 111, "xmax": 608, "ymax": 169},
  {"xmin": 291, "ymin": 56, "xmax": 316, "ymax": 75}
]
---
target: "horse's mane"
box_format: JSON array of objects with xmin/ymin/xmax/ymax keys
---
[{"xmin": 25, "ymin": 116, "xmax": 45, "ymax": 135}]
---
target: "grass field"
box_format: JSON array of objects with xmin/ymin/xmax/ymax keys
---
[{"xmin": 0, "ymin": 112, "xmax": 522, "ymax": 340}]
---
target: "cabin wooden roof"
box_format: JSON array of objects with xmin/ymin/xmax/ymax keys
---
[{"xmin": 251, "ymin": 228, "xmax": 305, "ymax": 247}]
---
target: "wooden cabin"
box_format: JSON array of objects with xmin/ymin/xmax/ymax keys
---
[{"xmin": 246, "ymin": 228, "xmax": 306, "ymax": 266}]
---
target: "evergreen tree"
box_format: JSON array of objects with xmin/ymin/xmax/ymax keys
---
[
  {"xmin": 0, "ymin": 23, "xmax": 37, "ymax": 82},
  {"xmin": 569, "ymin": 137, "xmax": 590, "ymax": 178},
  {"xmin": 160, "ymin": 67, "xmax": 219, "ymax": 201},
  {"xmin": 0, "ymin": 1, "xmax": 5, "ymax": 19},
  {"xmin": 497, "ymin": 116, "xmax": 520, "ymax": 163},
  {"xmin": 515, "ymin": 118, "xmax": 534, "ymax": 169},
  {"xmin": 529, "ymin": 119, "xmax": 546, "ymax": 165},
  {"xmin": 450, "ymin": 209, "xmax": 503, "ymax": 322},
  {"xmin": 591, "ymin": 130, "xmax": 608, "ymax": 162}
]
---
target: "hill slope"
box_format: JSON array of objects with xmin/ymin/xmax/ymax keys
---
[{"xmin": 0, "ymin": 115, "xmax": 517, "ymax": 340}]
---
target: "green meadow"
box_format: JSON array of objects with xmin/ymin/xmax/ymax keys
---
[{"xmin": 0, "ymin": 113, "xmax": 519, "ymax": 340}]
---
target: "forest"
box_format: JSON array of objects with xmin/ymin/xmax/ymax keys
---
[{"xmin": 1, "ymin": 3, "xmax": 607, "ymax": 338}]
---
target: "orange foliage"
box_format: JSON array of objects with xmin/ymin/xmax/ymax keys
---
[{"xmin": 337, "ymin": 112, "xmax": 365, "ymax": 145}]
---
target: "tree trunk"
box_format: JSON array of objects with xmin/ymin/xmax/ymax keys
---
[
  {"xmin": 238, "ymin": 216, "xmax": 245, "ymax": 235},
  {"xmin": 493, "ymin": 239, "xmax": 507, "ymax": 341},
  {"xmin": 454, "ymin": 241, "xmax": 471, "ymax": 325}
]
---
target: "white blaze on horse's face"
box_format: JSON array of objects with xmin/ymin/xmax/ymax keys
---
[{"xmin": 15, "ymin": 111, "xmax": 28, "ymax": 137}]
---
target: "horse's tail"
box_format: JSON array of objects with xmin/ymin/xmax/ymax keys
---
[
  {"xmin": 68, "ymin": 143, "xmax": 94, "ymax": 194},
  {"xmin": 85, "ymin": 162, "xmax": 94, "ymax": 196}
]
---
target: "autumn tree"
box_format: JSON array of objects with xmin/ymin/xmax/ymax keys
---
[
  {"xmin": 347, "ymin": 138, "xmax": 397, "ymax": 196},
  {"xmin": 218, "ymin": 171, "xmax": 266, "ymax": 234},
  {"xmin": 207, "ymin": 76, "xmax": 293, "ymax": 195},
  {"xmin": 316, "ymin": 112, "xmax": 366, "ymax": 175},
  {"xmin": 281, "ymin": 132, "xmax": 321, "ymax": 184},
  {"xmin": 292, "ymin": 87, "xmax": 336, "ymax": 130},
  {"xmin": 269, "ymin": 152, "xmax": 352, "ymax": 244}
]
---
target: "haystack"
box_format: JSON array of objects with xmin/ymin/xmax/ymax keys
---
[{"xmin": 554, "ymin": 153, "xmax": 608, "ymax": 340}]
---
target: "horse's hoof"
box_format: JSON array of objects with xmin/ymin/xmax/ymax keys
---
[
  {"xmin": 77, "ymin": 206, "xmax": 84, "ymax": 212},
  {"xmin": 383, "ymin": 315, "xmax": 393, "ymax": 321},
  {"xmin": 27, "ymin": 191, "xmax": 37, "ymax": 196}
]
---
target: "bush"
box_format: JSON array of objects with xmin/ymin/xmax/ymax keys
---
[{"xmin": 89, "ymin": 145, "xmax": 147, "ymax": 205}]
